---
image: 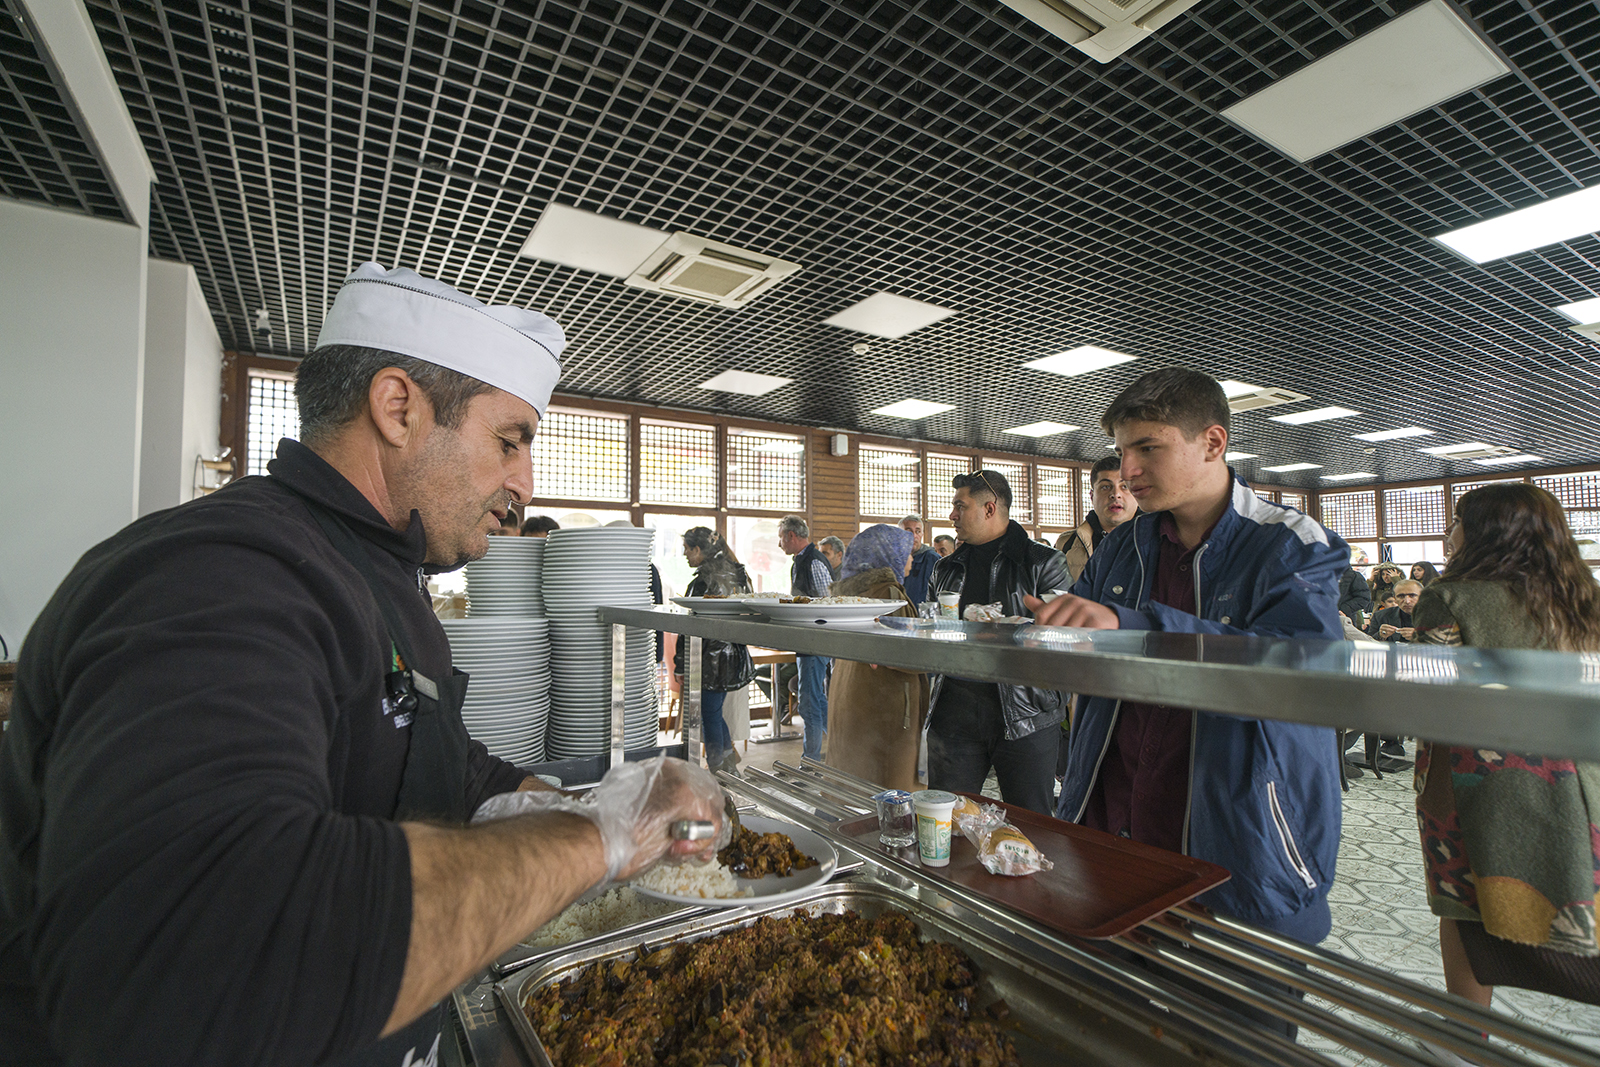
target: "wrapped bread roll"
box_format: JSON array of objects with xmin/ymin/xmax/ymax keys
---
[{"xmin": 951, "ymin": 799, "xmax": 1053, "ymax": 877}]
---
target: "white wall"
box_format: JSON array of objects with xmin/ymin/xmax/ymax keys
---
[
  {"xmin": 0, "ymin": 197, "xmax": 148, "ymax": 654},
  {"xmin": 139, "ymin": 258, "xmax": 221, "ymax": 516}
]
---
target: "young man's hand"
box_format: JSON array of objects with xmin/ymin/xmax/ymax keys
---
[{"xmin": 1023, "ymin": 593, "xmax": 1119, "ymax": 629}]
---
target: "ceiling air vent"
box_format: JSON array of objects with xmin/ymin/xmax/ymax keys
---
[
  {"xmin": 624, "ymin": 233, "xmax": 801, "ymax": 309},
  {"xmin": 1571, "ymin": 321, "xmax": 1600, "ymax": 346},
  {"xmin": 1228, "ymin": 387, "xmax": 1309, "ymax": 413},
  {"xmin": 1424, "ymin": 444, "xmax": 1517, "ymax": 461},
  {"xmin": 997, "ymin": 0, "xmax": 1203, "ymax": 64}
]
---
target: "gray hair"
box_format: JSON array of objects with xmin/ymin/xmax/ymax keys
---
[
  {"xmin": 294, "ymin": 343, "xmax": 494, "ymax": 447},
  {"xmin": 778, "ymin": 515, "xmax": 809, "ymax": 538},
  {"xmin": 819, "ymin": 536, "xmax": 845, "ymax": 552},
  {"xmin": 899, "ymin": 514, "xmax": 923, "ymax": 527}
]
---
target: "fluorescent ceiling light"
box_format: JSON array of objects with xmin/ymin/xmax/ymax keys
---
[
  {"xmin": 1218, "ymin": 380, "xmax": 1263, "ymax": 399},
  {"xmin": 1352, "ymin": 426, "xmax": 1434, "ymax": 442},
  {"xmin": 519, "ymin": 203, "xmax": 667, "ymax": 276},
  {"xmin": 1261, "ymin": 462, "xmax": 1322, "ymax": 472},
  {"xmin": 1023, "ymin": 345, "xmax": 1136, "ymax": 378},
  {"xmin": 871, "ymin": 399, "xmax": 955, "ymax": 420},
  {"xmin": 1419, "ymin": 442, "xmax": 1493, "ymax": 457},
  {"xmin": 1224, "ymin": 451, "xmax": 1258, "ymax": 461},
  {"xmin": 699, "ymin": 369, "xmax": 793, "ymax": 396},
  {"xmin": 1555, "ymin": 297, "xmax": 1600, "ymax": 324},
  {"xmin": 756, "ymin": 440, "xmax": 806, "ymax": 454},
  {"xmin": 1323, "ymin": 472, "xmax": 1376, "ymax": 481},
  {"xmin": 1473, "ymin": 454, "xmax": 1543, "ymax": 466},
  {"xmin": 867, "ymin": 453, "xmax": 920, "ymax": 466},
  {"xmin": 1003, "ymin": 420, "xmax": 1079, "ymax": 437},
  {"xmin": 1270, "ymin": 406, "xmax": 1361, "ymax": 425},
  {"xmin": 821, "ymin": 292, "xmax": 957, "ymax": 339},
  {"xmin": 1221, "ymin": 0, "xmax": 1508, "ymax": 163},
  {"xmin": 1437, "ymin": 184, "xmax": 1600, "ymax": 264}
]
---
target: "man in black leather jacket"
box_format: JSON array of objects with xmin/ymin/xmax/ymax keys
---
[{"xmin": 926, "ymin": 470, "xmax": 1071, "ymax": 814}]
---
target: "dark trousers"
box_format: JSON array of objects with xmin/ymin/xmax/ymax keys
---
[{"xmin": 927, "ymin": 680, "xmax": 1058, "ymax": 816}]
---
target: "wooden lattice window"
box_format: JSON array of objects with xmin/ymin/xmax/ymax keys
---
[
  {"xmin": 859, "ymin": 446, "xmax": 922, "ymax": 518},
  {"xmin": 640, "ymin": 419, "xmax": 716, "ymax": 507},
  {"xmin": 1036, "ymin": 466, "xmax": 1077, "ymax": 528},
  {"xmin": 1534, "ymin": 473, "xmax": 1600, "ymax": 509},
  {"xmin": 924, "ymin": 453, "xmax": 971, "ymax": 512},
  {"xmin": 530, "ymin": 407, "xmax": 629, "ymax": 501},
  {"xmin": 246, "ymin": 369, "xmax": 299, "ymax": 477},
  {"xmin": 1319, "ymin": 490, "xmax": 1376, "ymax": 540},
  {"xmin": 726, "ymin": 429, "xmax": 804, "ymax": 512},
  {"xmin": 1383, "ymin": 486, "xmax": 1447, "ymax": 536},
  {"xmin": 1280, "ymin": 490, "xmax": 1309, "ymax": 513},
  {"xmin": 980, "ymin": 459, "xmax": 1032, "ymax": 526}
]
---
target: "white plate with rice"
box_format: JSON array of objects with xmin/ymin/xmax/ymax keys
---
[{"xmin": 629, "ymin": 815, "xmax": 837, "ymax": 907}]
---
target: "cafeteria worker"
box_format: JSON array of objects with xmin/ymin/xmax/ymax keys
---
[{"xmin": 0, "ymin": 264, "xmax": 724, "ymax": 1067}]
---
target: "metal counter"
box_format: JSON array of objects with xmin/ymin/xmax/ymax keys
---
[{"xmin": 599, "ymin": 605, "xmax": 1600, "ymax": 760}]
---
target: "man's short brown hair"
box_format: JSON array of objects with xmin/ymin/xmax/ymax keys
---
[{"xmin": 1101, "ymin": 367, "xmax": 1230, "ymax": 439}]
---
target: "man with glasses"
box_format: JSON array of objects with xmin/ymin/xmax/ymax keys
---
[
  {"xmin": 1055, "ymin": 454, "xmax": 1137, "ymax": 583},
  {"xmin": 925, "ymin": 470, "xmax": 1071, "ymax": 814}
]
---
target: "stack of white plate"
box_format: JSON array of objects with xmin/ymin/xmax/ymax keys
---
[
  {"xmin": 441, "ymin": 617, "xmax": 550, "ymax": 766},
  {"xmin": 464, "ymin": 536, "xmax": 545, "ymax": 616},
  {"xmin": 541, "ymin": 527, "xmax": 659, "ymax": 759}
]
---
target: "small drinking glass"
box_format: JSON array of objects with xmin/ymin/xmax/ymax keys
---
[{"xmin": 874, "ymin": 789, "xmax": 915, "ymax": 847}]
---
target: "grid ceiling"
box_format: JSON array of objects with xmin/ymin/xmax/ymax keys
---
[
  {"xmin": 11, "ymin": 0, "xmax": 1600, "ymax": 487},
  {"xmin": 0, "ymin": 0, "xmax": 124, "ymax": 217}
]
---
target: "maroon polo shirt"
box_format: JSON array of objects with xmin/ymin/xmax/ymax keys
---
[{"xmin": 1081, "ymin": 512, "xmax": 1213, "ymax": 853}]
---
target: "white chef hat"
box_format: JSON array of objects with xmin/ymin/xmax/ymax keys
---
[{"xmin": 314, "ymin": 263, "xmax": 565, "ymax": 416}]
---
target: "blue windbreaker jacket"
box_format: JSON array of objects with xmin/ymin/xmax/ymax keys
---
[{"xmin": 1055, "ymin": 474, "xmax": 1349, "ymax": 941}]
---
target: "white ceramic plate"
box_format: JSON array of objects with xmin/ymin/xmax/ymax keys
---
[
  {"xmin": 630, "ymin": 815, "xmax": 838, "ymax": 908},
  {"xmin": 671, "ymin": 596, "xmax": 763, "ymax": 615},
  {"xmin": 742, "ymin": 599, "xmax": 901, "ymax": 625}
]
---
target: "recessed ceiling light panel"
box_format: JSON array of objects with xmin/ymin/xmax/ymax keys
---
[
  {"xmin": 821, "ymin": 292, "xmax": 957, "ymax": 339},
  {"xmin": 1221, "ymin": 0, "xmax": 1508, "ymax": 163},
  {"xmin": 1261, "ymin": 462, "xmax": 1323, "ymax": 472},
  {"xmin": 1352, "ymin": 427, "xmax": 1434, "ymax": 441},
  {"xmin": 1473, "ymin": 453, "xmax": 1543, "ymax": 466},
  {"xmin": 698, "ymin": 370, "xmax": 794, "ymax": 396},
  {"xmin": 1218, "ymin": 380, "xmax": 1262, "ymax": 398},
  {"xmin": 1323, "ymin": 472, "xmax": 1376, "ymax": 481},
  {"xmin": 1270, "ymin": 405, "xmax": 1361, "ymax": 425},
  {"xmin": 1555, "ymin": 297, "xmax": 1600, "ymax": 324},
  {"xmin": 1437, "ymin": 184, "xmax": 1600, "ymax": 264},
  {"xmin": 1003, "ymin": 420, "xmax": 1079, "ymax": 437},
  {"xmin": 1224, "ymin": 451, "xmax": 1258, "ymax": 461},
  {"xmin": 871, "ymin": 399, "xmax": 955, "ymax": 420},
  {"xmin": 1023, "ymin": 345, "xmax": 1136, "ymax": 377},
  {"xmin": 519, "ymin": 203, "xmax": 668, "ymax": 277}
]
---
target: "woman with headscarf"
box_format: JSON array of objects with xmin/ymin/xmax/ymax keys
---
[
  {"xmin": 1410, "ymin": 559, "xmax": 1440, "ymax": 587},
  {"xmin": 673, "ymin": 527, "xmax": 756, "ymax": 772},
  {"xmin": 825, "ymin": 524, "xmax": 929, "ymax": 791}
]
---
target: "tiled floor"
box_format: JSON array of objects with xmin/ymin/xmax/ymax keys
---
[{"xmin": 732, "ymin": 729, "xmax": 1600, "ymax": 1062}]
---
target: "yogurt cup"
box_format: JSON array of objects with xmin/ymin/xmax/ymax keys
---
[
  {"xmin": 936, "ymin": 593, "xmax": 960, "ymax": 619},
  {"xmin": 912, "ymin": 789, "xmax": 958, "ymax": 867}
]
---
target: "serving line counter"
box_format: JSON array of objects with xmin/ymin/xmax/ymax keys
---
[{"xmin": 445, "ymin": 606, "xmax": 1600, "ymax": 1067}]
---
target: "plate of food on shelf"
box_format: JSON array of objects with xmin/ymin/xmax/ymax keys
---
[
  {"xmin": 669, "ymin": 595, "xmax": 764, "ymax": 616},
  {"xmin": 630, "ymin": 814, "xmax": 837, "ymax": 907},
  {"xmin": 741, "ymin": 594, "xmax": 904, "ymax": 626}
]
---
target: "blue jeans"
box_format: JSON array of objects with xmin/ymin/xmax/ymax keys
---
[
  {"xmin": 797, "ymin": 654, "xmax": 830, "ymax": 760},
  {"xmin": 700, "ymin": 688, "xmax": 730, "ymax": 761}
]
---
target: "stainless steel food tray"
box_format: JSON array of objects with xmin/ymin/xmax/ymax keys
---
[{"xmin": 494, "ymin": 879, "xmax": 1224, "ymax": 1067}]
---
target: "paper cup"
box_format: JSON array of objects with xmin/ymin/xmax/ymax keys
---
[
  {"xmin": 936, "ymin": 593, "xmax": 960, "ymax": 619},
  {"xmin": 912, "ymin": 789, "xmax": 957, "ymax": 867}
]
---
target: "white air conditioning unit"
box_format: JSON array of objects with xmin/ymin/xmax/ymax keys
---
[
  {"xmin": 1571, "ymin": 321, "xmax": 1600, "ymax": 345},
  {"xmin": 997, "ymin": 0, "xmax": 1203, "ymax": 63},
  {"xmin": 1427, "ymin": 444, "xmax": 1517, "ymax": 461},
  {"xmin": 1227, "ymin": 387, "xmax": 1309, "ymax": 413},
  {"xmin": 624, "ymin": 233, "xmax": 801, "ymax": 309}
]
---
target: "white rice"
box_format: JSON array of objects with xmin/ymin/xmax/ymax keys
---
[
  {"xmin": 631, "ymin": 858, "xmax": 752, "ymax": 900},
  {"xmin": 520, "ymin": 886, "xmax": 677, "ymax": 948}
]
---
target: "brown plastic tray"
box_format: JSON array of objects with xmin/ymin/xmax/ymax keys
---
[{"xmin": 836, "ymin": 793, "xmax": 1230, "ymax": 940}]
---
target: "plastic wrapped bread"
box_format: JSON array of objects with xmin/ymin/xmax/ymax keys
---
[{"xmin": 952, "ymin": 798, "xmax": 1054, "ymax": 877}]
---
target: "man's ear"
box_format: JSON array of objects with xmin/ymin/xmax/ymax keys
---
[
  {"xmin": 1204, "ymin": 424, "xmax": 1229, "ymax": 462},
  {"xmin": 368, "ymin": 367, "xmax": 426, "ymax": 448}
]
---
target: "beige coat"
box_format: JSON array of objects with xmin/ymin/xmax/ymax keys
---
[
  {"xmin": 824, "ymin": 568, "xmax": 929, "ymax": 792},
  {"xmin": 1055, "ymin": 518, "xmax": 1096, "ymax": 584}
]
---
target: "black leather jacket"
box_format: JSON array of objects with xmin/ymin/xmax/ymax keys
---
[
  {"xmin": 928, "ymin": 521, "xmax": 1072, "ymax": 739},
  {"xmin": 673, "ymin": 551, "xmax": 757, "ymax": 691}
]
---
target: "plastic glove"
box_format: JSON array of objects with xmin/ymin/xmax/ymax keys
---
[{"xmin": 472, "ymin": 755, "xmax": 728, "ymax": 884}]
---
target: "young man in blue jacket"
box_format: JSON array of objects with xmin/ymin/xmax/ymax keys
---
[{"xmin": 1031, "ymin": 368, "xmax": 1347, "ymax": 958}]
